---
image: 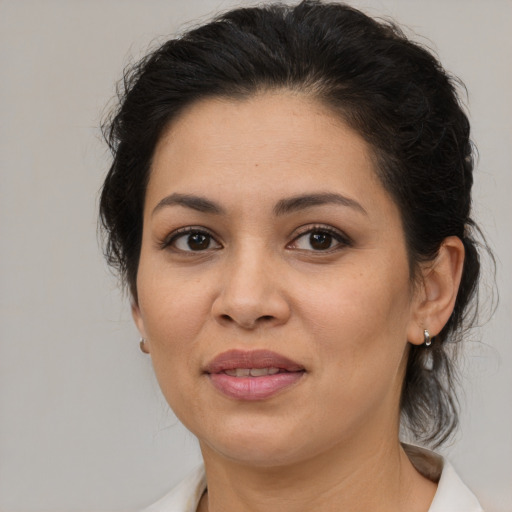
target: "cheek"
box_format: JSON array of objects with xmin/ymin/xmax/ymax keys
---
[
  {"xmin": 137, "ymin": 259, "xmax": 213, "ymax": 342},
  {"xmin": 294, "ymin": 267, "xmax": 411, "ymax": 427},
  {"xmin": 135, "ymin": 265, "xmax": 216, "ymax": 403},
  {"xmin": 295, "ymin": 261, "xmax": 412, "ymax": 376},
  {"xmin": 300, "ymin": 262, "xmax": 410, "ymax": 331},
  {"xmin": 137, "ymin": 279, "xmax": 210, "ymax": 423}
]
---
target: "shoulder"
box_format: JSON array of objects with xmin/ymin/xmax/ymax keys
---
[
  {"xmin": 403, "ymin": 444, "xmax": 484, "ymax": 512},
  {"xmin": 141, "ymin": 466, "xmax": 206, "ymax": 512}
]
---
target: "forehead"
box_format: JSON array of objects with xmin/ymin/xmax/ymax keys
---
[{"xmin": 146, "ymin": 91, "xmax": 390, "ymax": 217}]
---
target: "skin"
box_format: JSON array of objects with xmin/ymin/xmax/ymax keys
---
[{"xmin": 133, "ymin": 92, "xmax": 464, "ymax": 512}]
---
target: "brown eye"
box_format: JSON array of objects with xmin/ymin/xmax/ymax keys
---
[
  {"xmin": 187, "ymin": 232, "xmax": 211, "ymax": 250},
  {"xmin": 169, "ymin": 229, "xmax": 221, "ymax": 252},
  {"xmin": 309, "ymin": 231, "xmax": 333, "ymax": 250},
  {"xmin": 290, "ymin": 227, "xmax": 350, "ymax": 252}
]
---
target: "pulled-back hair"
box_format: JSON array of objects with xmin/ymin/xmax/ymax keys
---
[{"xmin": 100, "ymin": 0, "xmax": 484, "ymax": 446}]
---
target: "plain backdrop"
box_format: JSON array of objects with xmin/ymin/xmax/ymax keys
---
[{"xmin": 0, "ymin": 1, "xmax": 511, "ymax": 511}]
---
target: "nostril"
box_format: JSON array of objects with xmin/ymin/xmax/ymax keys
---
[{"xmin": 217, "ymin": 313, "xmax": 276, "ymax": 328}]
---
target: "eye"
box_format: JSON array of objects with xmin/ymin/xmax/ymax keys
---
[
  {"xmin": 164, "ymin": 228, "xmax": 221, "ymax": 252},
  {"xmin": 289, "ymin": 227, "xmax": 350, "ymax": 252}
]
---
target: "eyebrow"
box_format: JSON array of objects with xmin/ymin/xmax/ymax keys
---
[
  {"xmin": 152, "ymin": 193, "xmax": 225, "ymax": 216},
  {"xmin": 273, "ymin": 193, "xmax": 367, "ymax": 216},
  {"xmin": 152, "ymin": 191, "xmax": 367, "ymax": 217}
]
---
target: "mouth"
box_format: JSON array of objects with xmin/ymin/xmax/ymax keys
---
[
  {"xmin": 204, "ymin": 349, "xmax": 306, "ymax": 401},
  {"xmin": 223, "ymin": 367, "xmax": 282, "ymax": 377}
]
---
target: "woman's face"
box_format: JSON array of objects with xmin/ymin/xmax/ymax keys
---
[{"xmin": 133, "ymin": 92, "xmax": 422, "ymax": 466}]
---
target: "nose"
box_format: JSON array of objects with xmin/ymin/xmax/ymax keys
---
[{"xmin": 211, "ymin": 247, "xmax": 291, "ymax": 330}]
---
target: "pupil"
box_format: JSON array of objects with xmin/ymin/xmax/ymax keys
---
[
  {"xmin": 188, "ymin": 233, "xmax": 209, "ymax": 250},
  {"xmin": 310, "ymin": 232, "xmax": 332, "ymax": 250}
]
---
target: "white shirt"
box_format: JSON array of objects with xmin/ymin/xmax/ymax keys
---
[{"xmin": 142, "ymin": 445, "xmax": 483, "ymax": 512}]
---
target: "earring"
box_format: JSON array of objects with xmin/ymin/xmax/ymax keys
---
[
  {"xmin": 139, "ymin": 337, "xmax": 150, "ymax": 354},
  {"xmin": 423, "ymin": 329, "xmax": 432, "ymax": 347}
]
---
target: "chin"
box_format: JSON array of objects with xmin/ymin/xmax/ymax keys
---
[
  {"xmin": 206, "ymin": 441, "xmax": 307, "ymax": 468},
  {"xmin": 197, "ymin": 418, "xmax": 312, "ymax": 468}
]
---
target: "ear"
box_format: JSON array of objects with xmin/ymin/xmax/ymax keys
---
[
  {"xmin": 131, "ymin": 301, "xmax": 150, "ymax": 353},
  {"xmin": 407, "ymin": 236, "xmax": 465, "ymax": 345}
]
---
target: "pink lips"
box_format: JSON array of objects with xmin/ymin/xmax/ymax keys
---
[{"xmin": 204, "ymin": 349, "xmax": 305, "ymax": 401}]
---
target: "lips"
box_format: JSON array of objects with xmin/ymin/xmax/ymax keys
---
[
  {"xmin": 204, "ymin": 349, "xmax": 305, "ymax": 401},
  {"xmin": 205, "ymin": 349, "xmax": 305, "ymax": 373}
]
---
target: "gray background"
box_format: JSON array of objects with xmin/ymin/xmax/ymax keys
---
[{"xmin": 0, "ymin": 1, "xmax": 510, "ymax": 511}]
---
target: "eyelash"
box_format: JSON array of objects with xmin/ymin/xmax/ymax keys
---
[
  {"xmin": 160, "ymin": 226, "xmax": 221, "ymax": 252},
  {"xmin": 160, "ymin": 224, "xmax": 352, "ymax": 253},
  {"xmin": 289, "ymin": 225, "xmax": 352, "ymax": 252}
]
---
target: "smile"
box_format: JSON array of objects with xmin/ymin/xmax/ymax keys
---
[
  {"xmin": 205, "ymin": 350, "xmax": 305, "ymax": 400},
  {"xmin": 223, "ymin": 367, "xmax": 281, "ymax": 377}
]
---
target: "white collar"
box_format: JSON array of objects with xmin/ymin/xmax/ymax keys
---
[{"xmin": 403, "ymin": 444, "xmax": 483, "ymax": 511}]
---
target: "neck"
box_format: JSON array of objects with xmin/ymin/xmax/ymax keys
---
[{"xmin": 198, "ymin": 434, "xmax": 436, "ymax": 512}]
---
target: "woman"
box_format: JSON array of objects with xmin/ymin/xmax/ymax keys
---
[{"xmin": 100, "ymin": 1, "xmax": 485, "ymax": 510}]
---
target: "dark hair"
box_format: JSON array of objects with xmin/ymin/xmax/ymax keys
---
[{"xmin": 100, "ymin": 0, "xmax": 483, "ymax": 447}]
